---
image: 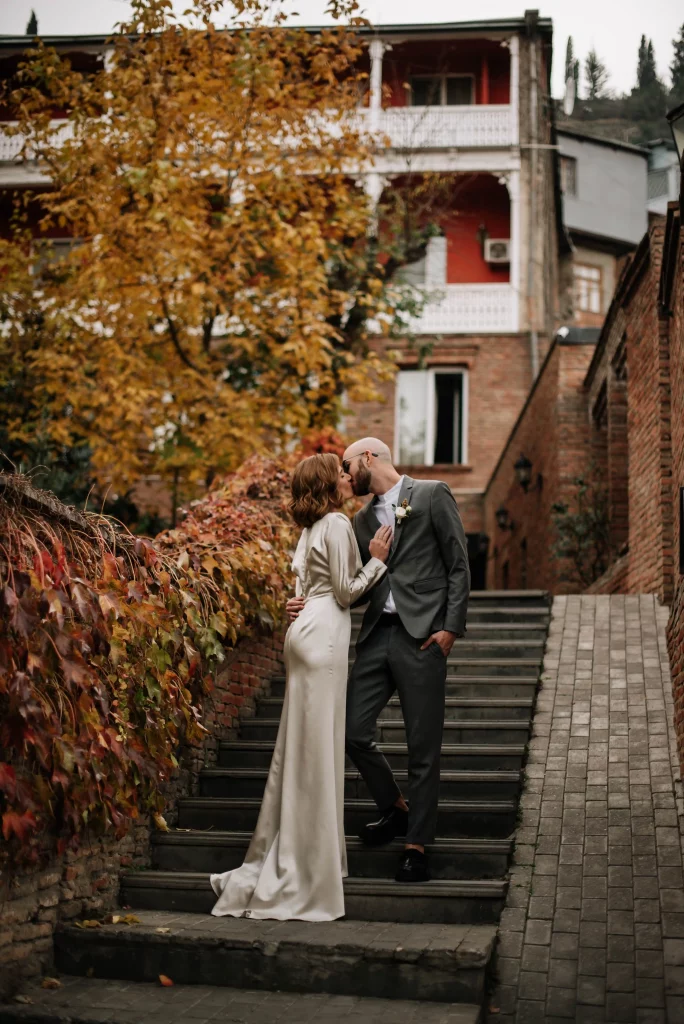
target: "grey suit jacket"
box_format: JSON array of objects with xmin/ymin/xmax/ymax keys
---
[{"xmin": 352, "ymin": 476, "xmax": 471, "ymax": 645}]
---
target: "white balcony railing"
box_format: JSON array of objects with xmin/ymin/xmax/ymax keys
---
[
  {"xmin": 362, "ymin": 105, "xmax": 514, "ymax": 150},
  {"xmin": 407, "ymin": 283, "xmax": 515, "ymax": 334},
  {"xmin": 0, "ymin": 120, "xmax": 75, "ymax": 163},
  {"xmin": 1, "ymin": 102, "xmax": 515, "ymax": 168}
]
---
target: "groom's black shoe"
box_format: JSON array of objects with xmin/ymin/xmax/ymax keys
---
[
  {"xmin": 359, "ymin": 804, "xmax": 408, "ymax": 846},
  {"xmin": 395, "ymin": 848, "xmax": 431, "ymax": 883}
]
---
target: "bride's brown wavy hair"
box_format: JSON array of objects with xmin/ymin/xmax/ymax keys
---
[{"xmin": 289, "ymin": 453, "xmax": 344, "ymax": 529}]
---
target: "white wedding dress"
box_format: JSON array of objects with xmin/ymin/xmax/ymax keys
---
[{"xmin": 210, "ymin": 512, "xmax": 387, "ymax": 922}]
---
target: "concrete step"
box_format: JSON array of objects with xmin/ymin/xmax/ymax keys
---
[
  {"xmin": 351, "ymin": 623, "xmax": 548, "ymax": 642},
  {"xmin": 255, "ymin": 694, "xmax": 535, "ymax": 722},
  {"xmin": 152, "ymin": 830, "xmax": 513, "ymax": 880},
  {"xmin": 218, "ymin": 740, "xmax": 526, "ymax": 772},
  {"xmin": 267, "ymin": 663, "xmax": 542, "ymax": 702},
  {"xmin": 239, "ymin": 718, "xmax": 530, "ymax": 746},
  {"xmin": 348, "ymin": 641, "xmax": 545, "ymax": 663},
  {"xmin": 119, "ymin": 871, "xmax": 507, "ymax": 924},
  {"xmin": 351, "ymin": 591, "xmax": 550, "ymax": 617},
  {"xmin": 0, "ymin": 976, "xmax": 484, "ymax": 1024},
  {"xmin": 268, "ymin": 674, "xmax": 539, "ymax": 700},
  {"xmin": 53, "ymin": 910, "xmax": 497, "ymax": 1005},
  {"xmin": 199, "ymin": 767, "xmax": 522, "ymax": 802},
  {"xmin": 177, "ymin": 796, "xmax": 517, "ymax": 838},
  {"xmin": 456, "ymin": 607, "xmax": 551, "ymax": 624},
  {"xmin": 464, "ymin": 589, "xmax": 550, "ymax": 603}
]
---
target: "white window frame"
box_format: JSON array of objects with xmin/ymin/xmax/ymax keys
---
[
  {"xmin": 574, "ymin": 262, "xmax": 602, "ymax": 314},
  {"xmin": 560, "ymin": 155, "xmax": 578, "ymax": 197},
  {"xmin": 409, "ymin": 73, "xmax": 475, "ymax": 107},
  {"xmin": 31, "ymin": 237, "xmax": 80, "ymax": 276},
  {"xmin": 394, "ymin": 366, "xmax": 469, "ymax": 467}
]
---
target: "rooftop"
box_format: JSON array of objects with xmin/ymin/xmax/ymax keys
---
[
  {"xmin": 0, "ymin": 16, "xmax": 554, "ymax": 52},
  {"xmin": 557, "ymin": 126, "xmax": 648, "ymax": 158}
]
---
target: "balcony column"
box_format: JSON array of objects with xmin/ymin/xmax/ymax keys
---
[
  {"xmin": 361, "ymin": 172, "xmax": 389, "ymax": 233},
  {"xmin": 500, "ymin": 169, "xmax": 521, "ymax": 332},
  {"xmin": 509, "ymin": 34, "xmax": 520, "ymax": 146},
  {"xmin": 369, "ymin": 38, "xmax": 386, "ymax": 134}
]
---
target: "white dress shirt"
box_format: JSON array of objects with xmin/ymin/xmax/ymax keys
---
[{"xmin": 373, "ymin": 476, "xmax": 404, "ymax": 614}]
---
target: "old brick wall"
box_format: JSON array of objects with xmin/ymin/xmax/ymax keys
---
[
  {"xmin": 0, "ymin": 629, "xmax": 284, "ymax": 999},
  {"xmin": 344, "ymin": 333, "xmax": 536, "ymax": 535},
  {"xmin": 662, "ymin": 203, "xmax": 684, "ymax": 778},
  {"xmin": 623, "ymin": 220, "xmax": 673, "ymax": 601},
  {"xmin": 482, "ymin": 338, "xmax": 596, "ymax": 593}
]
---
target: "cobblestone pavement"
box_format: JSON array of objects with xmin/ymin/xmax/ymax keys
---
[
  {"xmin": 0, "ymin": 976, "xmax": 478, "ymax": 1024},
  {"xmin": 487, "ymin": 595, "xmax": 684, "ymax": 1024}
]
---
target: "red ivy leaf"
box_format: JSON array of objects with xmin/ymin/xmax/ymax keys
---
[
  {"xmin": 0, "ymin": 763, "xmax": 16, "ymax": 799},
  {"xmin": 2, "ymin": 809, "xmax": 37, "ymax": 843},
  {"xmin": 60, "ymin": 657, "xmax": 89, "ymax": 688}
]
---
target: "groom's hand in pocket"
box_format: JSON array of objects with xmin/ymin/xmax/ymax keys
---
[
  {"xmin": 421, "ymin": 629, "xmax": 458, "ymax": 657},
  {"xmin": 286, "ymin": 596, "xmax": 306, "ymax": 621}
]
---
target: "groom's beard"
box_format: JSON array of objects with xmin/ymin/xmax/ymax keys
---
[{"xmin": 352, "ymin": 465, "xmax": 372, "ymax": 496}]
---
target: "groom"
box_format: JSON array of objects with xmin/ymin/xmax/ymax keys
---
[{"xmin": 289, "ymin": 437, "xmax": 470, "ymax": 882}]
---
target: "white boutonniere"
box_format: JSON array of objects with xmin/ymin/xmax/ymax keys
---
[{"xmin": 393, "ymin": 498, "xmax": 412, "ymax": 525}]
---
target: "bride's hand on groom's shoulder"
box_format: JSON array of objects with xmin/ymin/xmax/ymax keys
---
[
  {"xmin": 369, "ymin": 525, "xmax": 393, "ymax": 563},
  {"xmin": 286, "ymin": 596, "xmax": 306, "ymax": 621}
]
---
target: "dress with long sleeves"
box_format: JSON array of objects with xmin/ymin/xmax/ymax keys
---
[{"xmin": 210, "ymin": 512, "xmax": 387, "ymax": 922}]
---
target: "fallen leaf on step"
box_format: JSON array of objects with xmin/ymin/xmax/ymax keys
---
[
  {"xmin": 41, "ymin": 978, "xmax": 62, "ymax": 990},
  {"xmin": 12, "ymin": 995, "xmax": 32, "ymax": 1005},
  {"xmin": 106, "ymin": 913, "xmax": 140, "ymax": 926},
  {"xmin": 159, "ymin": 974, "xmax": 174, "ymax": 987},
  {"xmin": 74, "ymin": 919, "xmax": 102, "ymax": 929},
  {"xmin": 154, "ymin": 813, "xmax": 170, "ymax": 832},
  {"xmin": 86, "ymin": 968, "xmax": 95, "ymax": 978},
  {"xmin": 155, "ymin": 927, "xmax": 171, "ymax": 934}
]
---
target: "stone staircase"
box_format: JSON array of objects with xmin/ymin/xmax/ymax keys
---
[{"xmin": 44, "ymin": 591, "xmax": 550, "ymax": 1022}]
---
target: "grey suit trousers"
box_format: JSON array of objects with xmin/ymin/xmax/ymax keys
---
[{"xmin": 345, "ymin": 616, "xmax": 446, "ymax": 846}]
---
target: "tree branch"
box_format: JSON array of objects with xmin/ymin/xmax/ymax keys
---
[{"xmin": 160, "ymin": 296, "xmax": 202, "ymax": 373}]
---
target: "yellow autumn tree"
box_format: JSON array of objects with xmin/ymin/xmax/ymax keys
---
[{"xmin": 2, "ymin": 0, "xmax": 402, "ymax": 503}]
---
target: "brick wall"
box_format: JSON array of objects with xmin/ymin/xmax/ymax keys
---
[
  {"xmin": 482, "ymin": 337, "xmax": 597, "ymax": 592},
  {"xmin": 623, "ymin": 220, "xmax": 673, "ymax": 601},
  {"xmin": 0, "ymin": 629, "xmax": 284, "ymax": 999},
  {"xmin": 662, "ymin": 202, "xmax": 684, "ymax": 778},
  {"xmin": 344, "ymin": 333, "xmax": 537, "ymax": 535}
]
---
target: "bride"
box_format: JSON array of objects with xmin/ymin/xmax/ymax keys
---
[{"xmin": 210, "ymin": 453, "xmax": 392, "ymax": 921}]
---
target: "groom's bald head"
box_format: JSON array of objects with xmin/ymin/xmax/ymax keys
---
[
  {"xmin": 342, "ymin": 437, "xmax": 400, "ymax": 497},
  {"xmin": 342, "ymin": 437, "xmax": 393, "ymax": 464}
]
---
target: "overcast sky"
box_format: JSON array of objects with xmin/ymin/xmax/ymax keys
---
[{"xmin": 1, "ymin": 0, "xmax": 682, "ymax": 100}]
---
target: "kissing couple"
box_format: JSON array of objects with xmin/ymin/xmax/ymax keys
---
[{"xmin": 210, "ymin": 437, "xmax": 471, "ymax": 922}]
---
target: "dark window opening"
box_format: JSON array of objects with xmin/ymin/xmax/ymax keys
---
[
  {"xmin": 410, "ymin": 76, "xmax": 442, "ymax": 106},
  {"xmin": 434, "ymin": 373, "xmax": 464, "ymax": 464}
]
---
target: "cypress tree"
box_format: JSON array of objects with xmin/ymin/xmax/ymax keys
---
[
  {"xmin": 26, "ymin": 10, "xmax": 38, "ymax": 35},
  {"xmin": 565, "ymin": 36, "xmax": 580, "ymax": 92},
  {"xmin": 671, "ymin": 23, "xmax": 684, "ymax": 101},
  {"xmin": 584, "ymin": 49, "xmax": 610, "ymax": 100}
]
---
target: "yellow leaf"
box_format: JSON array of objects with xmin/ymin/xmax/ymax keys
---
[
  {"xmin": 154, "ymin": 813, "xmax": 170, "ymax": 832},
  {"xmin": 41, "ymin": 978, "xmax": 62, "ymax": 990},
  {"xmin": 159, "ymin": 974, "xmax": 174, "ymax": 987}
]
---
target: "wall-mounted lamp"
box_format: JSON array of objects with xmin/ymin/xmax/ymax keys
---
[
  {"xmin": 514, "ymin": 453, "xmax": 543, "ymax": 494},
  {"xmin": 496, "ymin": 506, "xmax": 514, "ymax": 531},
  {"xmin": 476, "ymin": 222, "xmax": 489, "ymax": 257}
]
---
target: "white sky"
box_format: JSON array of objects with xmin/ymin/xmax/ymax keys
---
[{"xmin": 1, "ymin": 0, "xmax": 682, "ymax": 100}]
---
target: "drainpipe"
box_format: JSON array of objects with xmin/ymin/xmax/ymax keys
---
[{"xmin": 525, "ymin": 9, "xmax": 540, "ymax": 380}]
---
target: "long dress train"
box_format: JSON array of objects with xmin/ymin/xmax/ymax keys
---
[{"xmin": 210, "ymin": 512, "xmax": 386, "ymax": 922}]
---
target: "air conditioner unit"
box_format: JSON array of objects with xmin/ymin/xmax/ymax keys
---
[{"xmin": 484, "ymin": 238, "xmax": 511, "ymax": 264}]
